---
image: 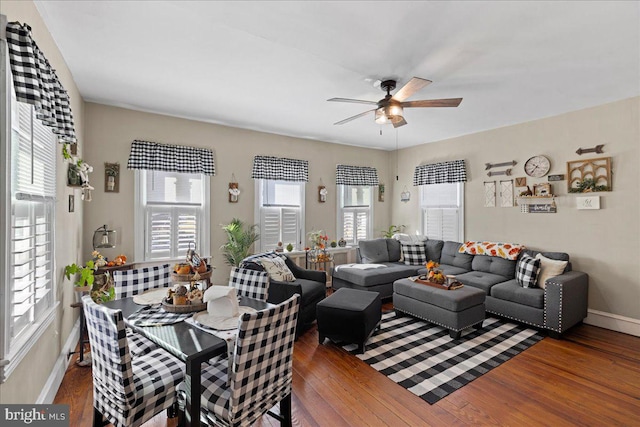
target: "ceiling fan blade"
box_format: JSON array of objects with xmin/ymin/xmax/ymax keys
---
[
  {"xmin": 392, "ymin": 77, "xmax": 432, "ymax": 102},
  {"xmin": 401, "ymin": 98, "xmax": 463, "ymax": 108},
  {"xmin": 392, "ymin": 117, "xmax": 407, "ymax": 128},
  {"xmin": 327, "ymin": 97, "xmax": 378, "ymax": 105},
  {"xmin": 333, "ymin": 109, "xmax": 376, "ymax": 125}
]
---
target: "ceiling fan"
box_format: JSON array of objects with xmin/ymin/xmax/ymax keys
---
[{"xmin": 328, "ymin": 77, "xmax": 462, "ymax": 128}]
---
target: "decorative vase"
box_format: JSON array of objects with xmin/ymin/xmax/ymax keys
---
[{"xmin": 338, "ymin": 238, "xmax": 346, "ymax": 247}]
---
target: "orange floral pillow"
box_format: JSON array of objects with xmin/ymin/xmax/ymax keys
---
[{"xmin": 459, "ymin": 241, "xmax": 524, "ymax": 261}]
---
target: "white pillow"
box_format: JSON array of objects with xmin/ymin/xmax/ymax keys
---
[
  {"xmin": 258, "ymin": 256, "xmax": 296, "ymax": 282},
  {"xmin": 535, "ymin": 253, "xmax": 568, "ymax": 289}
]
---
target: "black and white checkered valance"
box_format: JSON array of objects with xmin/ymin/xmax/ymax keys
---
[
  {"xmin": 5, "ymin": 22, "xmax": 77, "ymax": 143},
  {"xmin": 336, "ymin": 165, "xmax": 379, "ymax": 186},
  {"xmin": 251, "ymin": 155, "xmax": 309, "ymax": 182},
  {"xmin": 127, "ymin": 140, "xmax": 216, "ymax": 175},
  {"xmin": 413, "ymin": 160, "xmax": 467, "ymax": 186}
]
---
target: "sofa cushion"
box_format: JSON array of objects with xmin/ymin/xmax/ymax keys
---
[
  {"xmin": 359, "ymin": 239, "xmax": 390, "ymax": 263},
  {"xmin": 425, "ymin": 239, "xmax": 444, "ymax": 263},
  {"xmin": 455, "ymin": 270, "xmax": 510, "ymax": 293},
  {"xmin": 440, "ymin": 241, "xmax": 473, "ymax": 271},
  {"xmin": 522, "ymin": 249, "xmax": 571, "ymax": 272},
  {"xmin": 490, "ymin": 280, "xmax": 545, "ymax": 309},
  {"xmin": 295, "ymin": 278, "xmax": 327, "ymax": 307},
  {"xmin": 472, "ymin": 254, "xmax": 517, "ymax": 278},
  {"xmin": 386, "ymin": 239, "xmax": 402, "ymax": 262},
  {"xmin": 401, "ymin": 242, "xmax": 427, "ymax": 265},
  {"xmin": 535, "ymin": 254, "xmax": 568, "ymax": 289},
  {"xmin": 333, "ymin": 263, "xmax": 419, "ymax": 287},
  {"xmin": 515, "ymin": 254, "xmax": 541, "ymax": 288}
]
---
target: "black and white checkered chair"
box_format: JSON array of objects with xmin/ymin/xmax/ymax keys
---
[
  {"xmin": 178, "ymin": 294, "xmax": 300, "ymax": 427},
  {"xmin": 112, "ymin": 263, "xmax": 171, "ymax": 300},
  {"xmin": 228, "ymin": 267, "xmax": 270, "ymax": 302},
  {"xmin": 82, "ymin": 295, "xmax": 185, "ymax": 427}
]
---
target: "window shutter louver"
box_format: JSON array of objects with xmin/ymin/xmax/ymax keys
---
[
  {"xmin": 260, "ymin": 207, "xmax": 282, "ymax": 251},
  {"xmin": 281, "ymin": 208, "xmax": 300, "ymax": 247},
  {"xmin": 356, "ymin": 210, "xmax": 368, "ymax": 242}
]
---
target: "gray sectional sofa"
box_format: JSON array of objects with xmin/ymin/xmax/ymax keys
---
[{"xmin": 331, "ymin": 238, "xmax": 589, "ymax": 337}]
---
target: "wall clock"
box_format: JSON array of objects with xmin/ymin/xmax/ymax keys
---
[{"xmin": 524, "ymin": 155, "xmax": 551, "ymax": 178}]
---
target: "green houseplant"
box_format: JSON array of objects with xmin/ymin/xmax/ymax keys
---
[
  {"xmin": 64, "ymin": 260, "xmax": 115, "ymax": 303},
  {"xmin": 381, "ymin": 225, "xmax": 405, "ymax": 238},
  {"xmin": 220, "ymin": 218, "xmax": 260, "ymax": 267}
]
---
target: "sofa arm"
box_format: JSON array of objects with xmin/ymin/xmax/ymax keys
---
[
  {"xmin": 284, "ymin": 257, "xmax": 327, "ymax": 283},
  {"xmin": 267, "ymin": 280, "xmax": 303, "ymax": 304},
  {"xmin": 544, "ymin": 271, "xmax": 589, "ymax": 334}
]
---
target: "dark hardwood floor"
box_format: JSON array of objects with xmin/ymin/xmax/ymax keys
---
[{"xmin": 55, "ymin": 304, "xmax": 640, "ymax": 426}]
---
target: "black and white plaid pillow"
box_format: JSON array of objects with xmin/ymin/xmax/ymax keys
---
[
  {"xmin": 401, "ymin": 242, "xmax": 427, "ymax": 266},
  {"xmin": 516, "ymin": 254, "xmax": 541, "ymax": 288}
]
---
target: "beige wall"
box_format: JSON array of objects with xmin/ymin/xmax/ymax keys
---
[
  {"xmin": 393, "ymin": 97, "xmax": 640, "ymax": 320},
  {"xmin": 82, "ymin": 103, "xmax": 391, "ymax": 283},
  {"xmin": 0, "ymin": 1, "xmax": 85, "ymax": 403}
]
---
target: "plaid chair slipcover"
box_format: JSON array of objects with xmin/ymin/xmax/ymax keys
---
[
  {"xmin": 82, "ymin": 295, "xmax": 185, "ymax": 427},
  {"xmin": 112, "ymin": 263, "xmax": 171, "ymax": 300},
  {"xmin": 228, "ymin": 267, "xmax": 270, "ymax": 302},
  {"xmin": 179, "ymin": 294, "xmax": 300, "ymax": 427}
]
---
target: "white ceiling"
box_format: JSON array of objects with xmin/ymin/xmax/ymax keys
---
[{"xmin": 34, "ymin": 1, "xmax": 640, "ymax": 151}]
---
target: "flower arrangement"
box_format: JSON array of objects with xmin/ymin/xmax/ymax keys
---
[
  {"xmin": 425, "ymin": 260, "xmax": 445, "ymax": 284},
  {"xmin": 308, "ymin": 230, "xmax": 329, "ymax": 249}
]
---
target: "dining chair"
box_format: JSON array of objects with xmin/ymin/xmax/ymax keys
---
[
  {"xmin": 112, "ymin": 263, "xmax": 171, "ymax": 300},
  {"xmin": 228, "ymin": 266, "xmax": 270, "ymax": 302},
  {"xmin": 178, "ymin": 294, "xmax": 300, "ymax": 427},
  {"xmin": 82, "ymin": 295, "xmax": 185, "ymax": 427}
]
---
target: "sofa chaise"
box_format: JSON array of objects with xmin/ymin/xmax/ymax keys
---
[{"xmin": 331, "ymin": 238, "xmax": 589, "ymax": 337}]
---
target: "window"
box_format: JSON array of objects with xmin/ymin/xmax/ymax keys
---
[
  {"xmin": 134, "ymin": 170, "xmax": 210, "ymax": 261},
  {"xmin": 255, "ymin": 179, "xmax": 304, "ymax": 252},
  {"xmin": 338, "ymin": 185, "xmax": 373, "ymax": 246},
  {"xmin": 1, "ymin": 68, "xmax": 58, "ymax": 382},
  {"xmin": 420, "ymin": 182, "xmax": 464, "ymax": 242}
]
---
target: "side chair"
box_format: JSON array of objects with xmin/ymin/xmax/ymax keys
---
[
  {"xmin": 178, "ymin": 294, "xmax": 301, "ymax": 427},
  {"xmin": 112, "ymin": 263, "xmax": 171, "ymax": 299},
  {"xmin": 228, "ymin": 266, "xmax": 270, "ymax": 302},
  {"xmin": 82, "ymin": 295, "xmax": 185, "ymax": 427}
]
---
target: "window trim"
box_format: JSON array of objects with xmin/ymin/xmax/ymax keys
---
[
  {"xmin": 134, "ymin": 169, "xmax": 211, "ymax": 262},
  {"xmin": 419, "ymin": 182, "xmax": 465, "ymax": 242},
  {"xmin": 0, "ymin": 41, "xmax": 59, "ymax": 383},
  {"xmin": 336, "ymin": 185, "xmax": 374, "ymax": 246},
  {"xmin": 254, "ymin": 179, "xmax": 305, "ymax": 252}
]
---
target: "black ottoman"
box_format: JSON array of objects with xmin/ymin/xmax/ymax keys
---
[{"xmin": 316, "ymin": 288, "xmax": 381, "ymax": 354}]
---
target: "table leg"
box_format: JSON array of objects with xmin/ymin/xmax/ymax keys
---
[{"xmin": 186, "ymin": 360, "xmax": 201, "ymax": 427}]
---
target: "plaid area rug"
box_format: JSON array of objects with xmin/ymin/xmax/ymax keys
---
[{"xmin": 343, "ymin": 312, "xmax": 544, "ymax": 404}]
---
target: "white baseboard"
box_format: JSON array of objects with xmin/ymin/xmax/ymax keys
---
[
  {"xmin": 37, "ymin": 318, "xmax": 81, "ymax": 404},
  {"xmin": 584, "ymin": 309, "xmax": 640, "ymax": 337}
]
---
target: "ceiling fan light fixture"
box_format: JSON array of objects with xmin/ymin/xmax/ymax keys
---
[
  {"xmin": 375, "ymin": 105, "xmax": 404, "ymax": 125},
  {"xmin": 375, "ymin": 107, "xmax": 389, "ymax": 124}
]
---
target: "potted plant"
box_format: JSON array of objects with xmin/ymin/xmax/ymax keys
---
[
  {"xmin": 220, "ymin": 218, "xmax": 260, "ymax": 267},
  {"xmin": 64, "ymin": 260, "xmax": 115, "ymax": 303},
  {"xmin": 381, "ymin": 225, "xmax": 405, "ymax": 238}
]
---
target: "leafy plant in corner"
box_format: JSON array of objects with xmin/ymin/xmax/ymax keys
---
[
  {"xmin": 381, "ymin": 224, "xmax": 405, "ymax": 238},
  {"xmin": 64, "ymin": 260, "xmax": 115, "ymax": 303},
  {"xmin": 220, "ymin": 218, "xmax": 260, "ymax": 267}
]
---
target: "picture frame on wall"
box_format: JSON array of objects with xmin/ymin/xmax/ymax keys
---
[
  {"xmin": 378, "ymin": 184, "xmax": 385, "ymax": 202},
  {"xmin": 534, "ymin": 183, "xmax": 552, "ymax": 196}
]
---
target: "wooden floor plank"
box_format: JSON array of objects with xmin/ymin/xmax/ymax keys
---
[{"xmin": 54, "ymin": 320, "xmax": 640, "ymax": 427}]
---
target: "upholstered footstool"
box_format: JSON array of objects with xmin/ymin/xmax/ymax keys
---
[
  {"xmin": 393, "ymin": 278, "xmax": 486, "ymax": 339},
  {"xmin": 316, "ymin": 288, "xmax": 382, "ymax": 354}
]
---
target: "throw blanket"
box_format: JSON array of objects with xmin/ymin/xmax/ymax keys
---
[
  {"xmin": 334, "ymin": 263, "xmax": 387, "ymax": 271},
  {"xmin": 459, "ymin": 241, "xmax": 524, "ymax": 260}
]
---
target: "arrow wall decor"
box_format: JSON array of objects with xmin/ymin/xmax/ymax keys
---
[
  {"xmin": 576, "ymin": 144, "xmax": 604, "ymax": 155},
  {"xmin": 485, "ymin": 160, "xmax": 517, "ymax": 170},
  {"xmin": 487, "ymin": 169, "xmax": 512, "ymax": 177}
]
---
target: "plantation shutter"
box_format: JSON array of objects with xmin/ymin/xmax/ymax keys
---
[
  {"xmin": 10, "ymin": 88, "xmax": 56, "ymax": 342},
  {"xmin": 423, "ymin": 208, "xmax": 459, "ymax": 241},
  {"xmin": 356, "ymin": 210, "xmax": 368, "ymax": 242},
  {"xmin": 260, "ymin": 207, "xmax": 300, "ymax": 251},
  {"xmin": 281, "ymin": 208, "xmax": 300, "ymax": 247}
]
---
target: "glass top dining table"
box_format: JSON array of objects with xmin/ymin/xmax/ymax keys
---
[{"xmin": 103, "ymin": 295, "xmax": 271, "ymax": 427}]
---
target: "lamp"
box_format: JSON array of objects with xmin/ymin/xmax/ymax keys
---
[
  {"xmin": 374, "ymin": 104, "xmax": 404, "ymax": 125},
  {"xmin": 93, "ymin": 225, "xmax": 116, "ymax": 250}
]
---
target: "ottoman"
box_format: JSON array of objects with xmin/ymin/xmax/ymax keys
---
[
  {"xmin": 393, "ymin": 278, "xmax": 486, "ymax": 339},
  {"xmin": 316, "ymin": 288, "xmax": 382, "ymax": 354}
]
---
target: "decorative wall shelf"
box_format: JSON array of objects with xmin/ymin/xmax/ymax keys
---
[{"xmin": 516, "ymin": 195, "xmax": 555, "ymax": 205}]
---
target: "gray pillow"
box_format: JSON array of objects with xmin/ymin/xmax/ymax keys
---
[{"xmin": 358, "ymin": 239, "xmax": 390, "ymax": 263}]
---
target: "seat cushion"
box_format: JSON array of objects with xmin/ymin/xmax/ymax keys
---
[
  {"xmin": 490, "ymin": 280, "xmax": 545, "ymax": 309},
  {"xmin": 359, "ymin": 239, "xmax": 390, "ymax": 263},
  {"xmin": 455, "ymin": 270, "xmax": 510, "ymax": 293},
  {"xmin": 295, "ymin": 278, "xmax": 326, "ymax": 306},
  {"xmin": 333, "ymin": 263, "xmax": 419, "ymax": 287},
  {"xmin": 393, "ymin": 278, "xmax": 485, "ymax": 312}
]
